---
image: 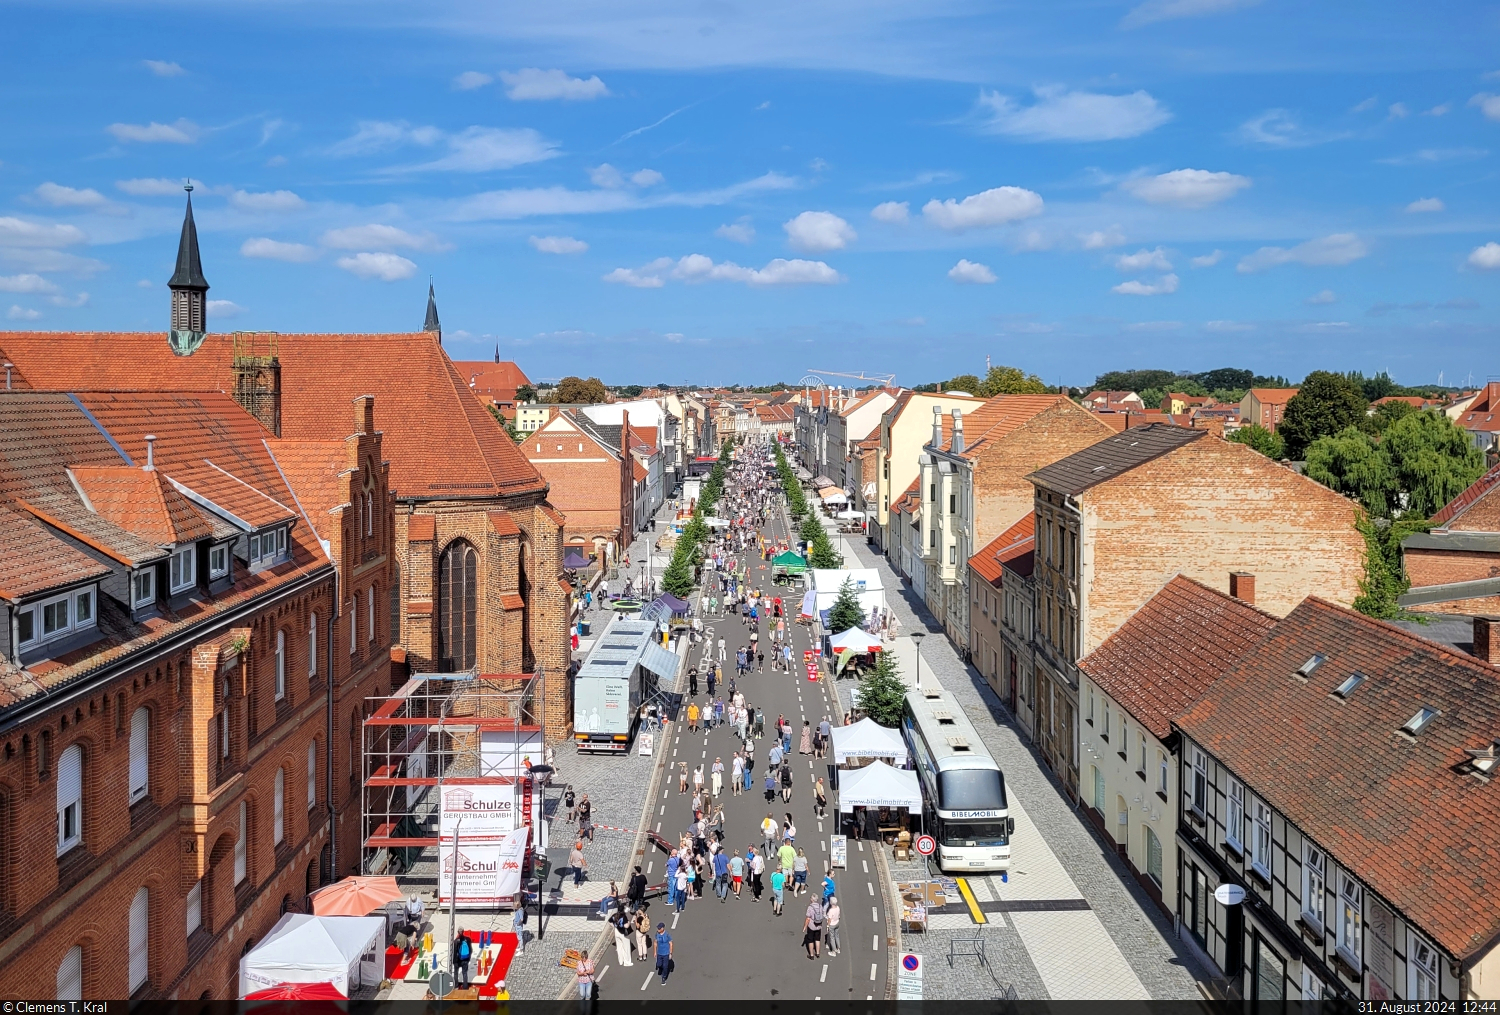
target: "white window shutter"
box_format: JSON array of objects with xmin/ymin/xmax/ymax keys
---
[
  {"xmin": 308, "ymin": 614, "xmax": 318, "ymax": 677},
  {"xmin": 129, "ymin": 886, "xmax": 148, "ymax": 991},
  {"xmin": 56, "ymin": 944, "xmax": 82, "ymax": 1001},
  {"xmin": 129, "ymin": 708, "xmax": 149, "ymax": 803},
  {"xmin": 273, "ymin": 768, "xmax": 285, "ymax": 845},
  {"xmin": 234, "ymin": 800, "xmax": 247, "ymax": 884},
  {"xmin": 307, "ymin": 741, "xmax": 317, "ymax": 809},
  {"xmin": 56, "ymin": 745, "xmax": 83, "ymax": 852},
  {"xmin": 185, "ymin": 880, "xmax": 202, "ymax": 938}
]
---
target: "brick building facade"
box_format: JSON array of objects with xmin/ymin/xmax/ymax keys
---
[{"xmin": 1401, "ymin": 462, "xmax": 1500, "ymax": 615}]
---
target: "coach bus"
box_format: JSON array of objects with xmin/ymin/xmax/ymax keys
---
[{"xmin": 901, "ymin": 686, "xmax": 1014, "ymax": 872}]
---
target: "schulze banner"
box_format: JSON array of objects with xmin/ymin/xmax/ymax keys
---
[
  {"xmin": 438, "ymin": 825, "xmax": 530, "ymax": 906},
  {"xmin": 439, "ymin": 782, "xmax": 517, "ymax": 841}
]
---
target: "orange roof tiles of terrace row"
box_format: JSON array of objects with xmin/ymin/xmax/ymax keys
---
[{"xmin": 0, "ymin": 332, "xmax": 546, "ymax": 499}]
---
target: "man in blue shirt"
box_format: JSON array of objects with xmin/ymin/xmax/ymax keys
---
[
  {"xmin": 655, "ymin": 923, "xmax": 673, "ymax": 984},
  {"xmin": 665, "ymin": 853, "xmax": 680, "ymax": 908},
  {"xmin": 713, "ymin": 848, "xmax": 730, "ymax": 901}
]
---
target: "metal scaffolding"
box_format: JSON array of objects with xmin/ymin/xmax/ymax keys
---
[{"xmin": 360, "ymin": 670, "xmax": 544, "ymax": 878}]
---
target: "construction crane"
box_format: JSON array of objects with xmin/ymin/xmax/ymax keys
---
[{"xmin": 805, "ymin": 368, "xmax": 896, "ymax": 386}]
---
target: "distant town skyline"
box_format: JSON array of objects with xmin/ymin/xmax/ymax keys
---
[{"xmin": 2, "ymin": 0, "xmax": 1497, "ymax": 386}]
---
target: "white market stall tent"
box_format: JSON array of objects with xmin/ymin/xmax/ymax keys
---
[
  {"xmin": 837, "ymin": 759, "xmax": 922, "ymax": 813},
  {"xmin": 831, "ymin": 717, "xmax": 908, "ymax": 765},
  {"xmin": 806, "ymin": 569, "xmax": 886, "ymax": 619},
  {"xmin": 830, "ymin": 628, "xmax": 883, "ymax": 654},
  {"xmin": 239, "ymin": 913, "xmax": 385, "ymax": 998}
]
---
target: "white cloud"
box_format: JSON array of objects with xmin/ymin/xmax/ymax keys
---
[
  {"xmin": 1190, "ymin": 250, "xmax": 1223, "ymax": 268},
  {"xmin": 136, "ymin": 279, "xmax": 153, "ymax": 288},
  {"xmin": 240, "ymin": 237, "xmax": 319, "ymax": 262},
  {"xmin": 336, "ymin": 252, "xmax": 418, "ymax": 281},
  {"xmin": 34, "ymin": 183, "xmax": 109, "ymax": 208},
  {"xmin": 1081, "ymin": 225, "xmax": 1126, "ymax": 249},
  {"xmin": 604, "ymin": 254, "xmax": 843, "ymax": 288},
  {"xmin": 0, "ymin": 217, "xmax": 87, "ymax": 248},
  {"xmin": 1471, "ymin": 94, "xmax": 1500, "ymax": 122},
  {"xmin": 1425, "ymin": 103, "xmax": 1451, "ymax": 117},
  {"xmin": 451, "ymin": 171, "xmax": 796, "ymax": 221},
  {"xmin": 143, "ymin": 59, "xmax": 185, "ymax": 77},
  {"xmin": 1388, "ymin": 102, "xmax": 1409, "ymax": 119},
  {"xmin": 1121, "ymin": 0, "xmax": 1260, "ymax": 28},
  {"xmin": 1305, "ymin": 289, "xmax": 1338, "ymax": 305},
  {"xmin": 7, "ymin": 305, "xmax": 40, "ymax": 320},
  {"xmin": 320, "ymin": 224, "xmax": 449, "ymax": 251},
  {"xmin": 0, "ymin": 249, "xmax": 105, "ymax": 274},
  {"xmin": 206, "ymin": 299, "xmax": 246, "ymax": 318},
  {"xmin": 327, "ymin": 121, "xmax": 443, "ymax": 157},
  {"xmin": 1237, "ymin": 109, "xmax": 1341, "ymax": 148},
  {"xmin": 116, "ymin": 177, "xmax": 196, "ymax": 196},
  {"xmin": 453, "ymin": 71, "xmax": 493, "ymax": 90},
  {"xmin": 405, "ymin": 127, "xmax": 559, "ymax": 173},
  {"xmin": 0, "ymin": 273, "xmax": 59, "ymax": 294},
  {"xmin": 870, "ymin": 201, "xmax": 910, "ymax": 224},
  {"xmin": 1112, "ymin": 274, "xmax": 1179, "ymax": 296},
  {"xmin": 589, "ymin": 164, "xmax": 626, "ymax": 188},
  {"xmin": 1121, "ymin": 168, "xmax": 1251, "ymax": 208},
  {"xmin": 106, "ymin": 119, "xmax": 200, "ymax": 144},
  {"xmin": 948, "ymin": 259, "xmax": 996, "ymax": 284},
  {"xmin": 498, "ymin": 68, "xmax": 608, "ymax": 101},
  {"xmin": 1204, "ymin": 319, "xmax": 1254, "ymax": 332},
  {"xmin": 630, "ymin": 169, "xmax": 664, "ymax": 188},
  {"xmin": 1469, "ymin": 242, "xmax": 1500, "ymax": 270},
  {"xmin": 1237, "ymin": 233, "xmax": 1368, "ymax": 273},
  {"xmin": 529, "ymin": 235, "xmax": 588, "ymax": 254},
  {"xmin": 229, "ymin": 189, "xmax": 304, "ymax": 212},
  {"xmin": 1126, "ymin": 320, "xmax": 1181, "ymax": 331},
  {"xmin": 784, "ymin": 211, "xmax": 856, "ymax": 253},
  {"xmin": 1351, "ymin": 96, "xmax": 1379, "ymax": 113},
  {"xmin": 1114, "ymin": 247, "xmax": 1173, "ymax": 272},
  {"xmin": 715, "ymin": 218, "xmax": 755, "ymax": 243},
  {"xmin": 47, "ymin": 292, "xmax": 88, "ymax": 308},
  {"xmin": 756, "ymin": 101, "xmax": 771, "ymax": 111},
  {"xmin": 976, "ymin": 86, "xmax": 1170, "ymax": 142},
  {"xmin": 1405, "ymin": 197, "xmax": 1445, "ymax": 213},
  {"xmin": 922, "ymin": 187, "xmax": 1044, "ymax": 231}
]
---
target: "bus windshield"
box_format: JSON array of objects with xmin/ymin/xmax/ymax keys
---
[
  {"xmin": 938, "ymin": 769, "xmax": 1007, "ymax": 812},
  {"xmin": 940, "ymin": 821, "xmax": 1009, "ymax": 848}
]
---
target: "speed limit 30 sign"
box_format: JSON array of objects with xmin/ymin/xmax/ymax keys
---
[{"xmin": 915, "ymin": 834, "xmax": 936, "ymax": 856}]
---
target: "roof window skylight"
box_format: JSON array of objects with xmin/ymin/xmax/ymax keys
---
[
  {"xmin": 1296, "ymin": 654, "xmax": 1325, "ymax": 678},
  {"xmin": 1332, "ymin": 672, "xmax": 1366, "ymax": 698},
  {"xmin": 1402, "ymin": 707, "xmax": 1439, "ymax": 735}
]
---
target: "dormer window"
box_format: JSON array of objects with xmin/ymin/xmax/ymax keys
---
[
  {"xmin": 209, "ymin": 544, "xmax": 229, "ymax": 578},
  {"xmin": 169, "ymin": 546, "xmax": 196, "ymax": 593},
  {"xmin": 16, "ymin": 586, "xmax": 99, "ymax": 651},
  {"xmin": 132, "ymin": 569, "xmax": 155, "ymax": 608},
  {"xmin": 249, "ymin": 526, "xmax": 288, "ymax": 566}
]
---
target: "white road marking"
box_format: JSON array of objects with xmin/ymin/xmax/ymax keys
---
[
  {"xmin": 867, "ymin": 882, "xmax": 874, "ymax": 896},
  {"xmin": 871, "ymin": 909, "xmax": 877, "ymax": 923},
  {"xmin": 821, "ymin": 841, "xmax": 826, "ymax": 850},
  {"xmin": 597, "ymin": 965, "xmax": 609, "ymax": 984},
  {"xmin": 858, "ymin": 841, "xmax": 864, "ymax": 852},
  {"xmin": 660, "ymin": 805, "xmax": 665, "ymax": 815},
  {"xmin": 820, "ymin": 964, "xmax": 828, "ymax": 982},
  {"xmin": 869, "ymin": 963, "xmax": 878, "ymax": 981},
  {"xmin": 663, "ymin": 789, "xmax": 669, "ymax": 798},
  {"xmin": 647, "ymin": 862, "xmax": 653, "ymax": 874},
  {"xmin": 862, "ymin": 860, "xmax": 869, "ymax": 874},
  {"xmin": 872, "ymin": 933, "xmax": 878, "ymax": 950},
  {"xmin": 672, "ymin": 912, "xmax": 680, "ymax": 928},
  {"xmin": 641, "ymin": 970, "xmax": 654, "ymax": 991}
]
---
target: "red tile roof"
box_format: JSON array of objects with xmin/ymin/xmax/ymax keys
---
[
  {"xmin": 268, "ymin": 439, "xmax": 347, "ymax": 545},
  {"xmin": 487, "ymin": 511, "xmax": 520, "ymax": 537},
  {"xmin": 1176, "ymin": 597, "xmax": 1500, "ymax": 959},
  {"xmin": 936, "ymin": 395, "xmax": 1079, "ymax": 458},
  {"xmin": 1430, "ymin": 461, "xmax": 1500, "ymax": 529},
  {"xmin": 0, "ymin": 332, "xmax": 546, "ymax": 499},
  {"xmin": 71, "ymin": 466, "xmax": 217, "ymax": 546},
  {"xmin": 1079, "ymin": 575, "xmax": 1276, "ymax": 739},
  {"xmin": 968, "ymin": 514, "xmax": 1035, "ymax": 587},
  {"xmin": 1245, "ymin": 387, "xmax": 1299, "ymax": 404},
  {"xmin": 0, "ymin": 503, "xmax": 111, "ymax": 600},
  {"xmin": 451, "ymin": 360, "xmax": 532, "ymax": 398}
]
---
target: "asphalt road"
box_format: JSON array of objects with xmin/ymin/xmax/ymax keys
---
[{"xmin": 600, "ymin": 469, "xmax": 889, "ymax": 1001}]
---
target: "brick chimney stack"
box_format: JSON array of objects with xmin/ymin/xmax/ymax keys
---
[
  {"xmin": 1475, "ymin": 617, "xmax": 1500, "ymax": 666},
  {"xmin": 1229, "ymin": 571, "xmax": 1255, "ymax": 605}
]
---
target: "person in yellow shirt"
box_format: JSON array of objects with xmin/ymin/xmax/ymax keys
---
[{"xmin": 687, "ymin": 702, "xmax": 700, "ymax": 732}]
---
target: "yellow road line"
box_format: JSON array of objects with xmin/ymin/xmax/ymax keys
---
[{"xmin": 956, "ymin": 877, "xmax": 987, "ymax": 925}]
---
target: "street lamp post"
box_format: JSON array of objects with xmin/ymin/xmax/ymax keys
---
[{"xmin": 911, "ymin": 631, "xmax": 925, "ymax": 692}]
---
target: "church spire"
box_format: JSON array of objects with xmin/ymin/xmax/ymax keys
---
[
  {"xmin": 423, "ymin": 279, "xmax": 441, "ymax": 344},
  {"xmin": 167, "ymin": 184, "xmax": 210, "ymax": 356},
  {"xmin": 494, "ymin": 343, "xmax": 500, "ymax": 364}
]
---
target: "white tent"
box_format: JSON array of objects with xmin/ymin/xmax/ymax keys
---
[
  {"xmin": 239, "ymin": 913, "xmax": 384, "ymax": 998},
  {"xmin": 820, "ymin": 489, "xmax": 849, "ymax": 504},
  {"xmin": 835, "ymin": 509, "xmax": 866, "ymax": 520},
  {"xmin": 831, "ymin": 717, "xmax": 908, "ymax": 764},
  {"xmin": 837, "ymin": 759, "xmax": 922, "ymax": 813},
  {"xmin": 704, "ymin": 516, "xmax": 731, "ymax": 529},
  {"xmin": 807, "ymin": 569, "xmax": 885, "ymax": 619},
  {"xmin": 830, "ymin": 628, "xmax": 883, "ymax": 654}
]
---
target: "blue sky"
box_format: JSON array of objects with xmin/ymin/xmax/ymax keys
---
[{"xmin": 2, "ymin": 0, "xmax": 1498, "ymax": 387}]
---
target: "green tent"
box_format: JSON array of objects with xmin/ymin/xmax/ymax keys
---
[{"xmin": 772, "ymin": 550, "xmax": 808, "ymax": 576}]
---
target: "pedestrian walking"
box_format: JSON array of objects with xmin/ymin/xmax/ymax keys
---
[
  {"xmin": 713, "ymin": 847, "xmax": 730, "ymax": 901},
  {"xmin": 793, "ymin": 848, "xmax": 809, "ymax": 895},
  {"xmin": 729, "ymin": 850, "xmax": 745, "ymax": 898},
  {"xmin": 783, "ymin": 814, "xmax": 796, "ymax": 844},
  {"xmin": 821, "ymin": 872, "xmax": 836, "ymax": 905},
  {"xmin": 689, "ymin": 668, "xmax": 699, "ymax": 698},
  {"xmin": 780, "ymin": 762, "xmax": 794, "ymax": 803},
  {"xmin": 612, "ymin": 908, "xmax": 633, "ymax": 967},
  {"xmin": 693, "ymin": 764, "xmax": 705, "ymax": 797},
  {"xmin": 778, "ymin": 839, "xmax": 796, "ymax": 877},
  {"xmin": 453, "ymin": 930, "xmax": 473, "ymax": 989},
  {"xmin": 814, "ymin": 777, "xmax": 827, "ymax": 819},
  {"xmin": 800, "ymin": 720, "xmax": 812, "ymax": 755},
  {"xmin": 632, "ymin": 907, "xmax": 651, "ymax": 960},
  {"xmin": 687, "ymin": 702, "xmax": 699, "ymax": 732},
  {"xmin": 569, "ymin": 840, "xmax": 588, "ymax": 887},
  {"xmin": 763, "ymin": 771, "xmax": 776, "ymax": 803},
  {"xmin": 803, "ymin": 899, "xmax": 825, "ymax": 959},
  {"xmin": 749, "ymin": 847, "xmax": 765, "ymax": 901},
  {"xmin": 711, "ymin": 758, "xmax": 723, "ymax": 799},
  {"xmin": 771, "ymin": 867, "xmax": 786, "ymax": 915},
  {"xmin": 718, "ymin": 638, "xmax": 726, "ymax": 663},
  {"xmin": 678, "ymin": 763, "xmax": 688, "ymax": 794},
  {"xmin": 513, "ymin": 895, "xmax": 528, "ymax": 953},
  {"xmin": 825, "ymin": 897, "xmax": 842, "ymax": 956},
  {"xmin": 655, "ymin": 924, "xmax": 673, "ymax": 984},
  {"xmin": 731, "ymin": 753, "xmax": 744, "ymax": 795}
]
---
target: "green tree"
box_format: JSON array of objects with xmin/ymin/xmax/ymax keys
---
[
  {"xmin": 1228, "ymin": 423, "xmax": 1285, "ymax": 460},
  {"xmin": 1278, "ymin": 371, "xmax": 1369, "ymax": 460},
  {"xmin": 978, "ymin": 365, "xmax": 1050, "ymax": 396},
  {"xmin": 1193, "ymin": 368, "xmax": 1254, "ymax": 392},
  {"xmin": 944, "ymin": 374, "xmax": 983, "ymax": 395},
  {"xmin": 1138, "ymin": 387, "xmax": 1165, "ymax": 410},
  {"xmin": 1383, "ymin": 410, "xmax": 1487, "ymax": 518},
  {"xmin": 661, "ymin": 550, "xmax": 695, "ymax": 598},
  {"xmin": 555, "ymin": 376, "xmax": 610, "ymax": 404},
  {"xmin": 1305, "ymin": 428, "xmax": 1396, "ymax": 517},
  {"xmin": 1092, "ymin": 369, "xmax": 1178, "ymax": 393},
  {"xmin": 800, "ymin": 516, "xmax": 825, "ymax": 543},
  {"xmin": 486, "ymin": 404, "xmax": 524, "ymax": 443},
  {"xmin": 515, "ymin": 383, "xmax": 536, "ymax": 403},
  {"xmin": 856, "ymin": 651, "xmax": 908, "ymax": 727},
  {"xmin": 827, "ymin": 578, "xmax": 864, "ymax": 633},
  {"xmin": 1352, "ymin": 515, "xmax": 1429, "ymax": 619},
  {"xmin": 1349, "ymin": 370, "xmax": 1400, "ymax": 403},
  {"xmin": 807, "ymin": 535, "xmax": 842, "ymax": 570}
]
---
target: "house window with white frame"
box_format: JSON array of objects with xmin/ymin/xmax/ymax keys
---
[
  {"xmin": 1226, "ymin": 779, "xmax": 1246, "ymax": 851},
  {"xmin": 367, "ymin": 585, "xmax": 376, "ymax": 643},
  {"xmin": 56, "ymin": 744, "xmax": 83, "ymax": 855},
  {"xmin": 1190, "ymin": 749, "xmax": 1207, "ymax": 815},
  {"xmin": 1251, "ymin": 799, "xmax": 1272, "ymax": 877},
  {"xmin": 308, "ymin": 614, "xmax": 318, "ymax": 678},
  {"xmin": 16, "ymin": 586, "xmax": 98, "ymax": 652},
  {"xmin": 1158, "ymin": 752, "xmax": 1168, "ymax": 795},
  {"xmin": 274, "ymin": 629, "xmax": 286, "ymax": 701},
  {"xmin": 1302, "ymin": 843, "xmax": 1326, "ymax": 931},
  {"xmin": 132, "ymin": 568, "xmax": 155, "ymax": 608},
  {"xmin": 169, "ymin": 546, "xmax": 195, "ymax": 593},
  {"xmin": 209, "ymin": 543, "xmax": 229, "ymax": 578},
  {"xmin": 1408, "ymin": 930, "xmax": 1439, "ymax": 1000},
  {"xmin": 1336, "ymin": 874, "xmax": 1363, "ymax": 967}
]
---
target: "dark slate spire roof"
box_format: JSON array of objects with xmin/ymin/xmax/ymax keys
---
[
  {"xmin": 423, "ymin": 281, "xmax": 441, "ymax": 335},
  {"xmin": 494, "ymin": 343, "xmax": 500, "ymax": 364},
  {"xmin": 167, "ymin": 187, "xmax": 209, "ymax": 291}
]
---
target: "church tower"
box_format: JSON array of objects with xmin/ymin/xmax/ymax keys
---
[
  {"xmin": 167, "ymin": 185, "xmax": 210, "ymax": 356},
  {"xmin": 423, "ymin": 281, "xmax": 441, "ymax": 345}
]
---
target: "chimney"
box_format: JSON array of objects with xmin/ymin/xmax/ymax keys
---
[
  {"xmin": 355, "ymin": 394, "xmax": 375, "ymax": 436},
  {"xmin": 3, "ymin": 362, "xmax": 11, "ymax": 390},
  {"xmin": 931, "ymin": 405, "xmax": 942, "ymax": 449},
  {"xmin": 1229, "ymin": 571, "xmax": 1255, "ymax": 605},
  {"xmin": 951, "ymin": 408, "xmax": 965, "ymax": 454},
  {"xmin": 1475, "ymin": 617, "xmax": 1500, "ymax": 666},
  {"xmin": 1195, "ymin": 416, "xmax": 1225, "ymax": 438},
  {"xmin": 143, "ymin": 435, "xmax": 157, "ymax": 472}
]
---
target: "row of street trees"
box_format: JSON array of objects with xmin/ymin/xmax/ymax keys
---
[
  {"xmin": 661, "ymin": 442, "xmax": 733, "ymax": 598},
  {"xmin": 774, "ymin": 443, "xmax": 843, "ymax": 568}
]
